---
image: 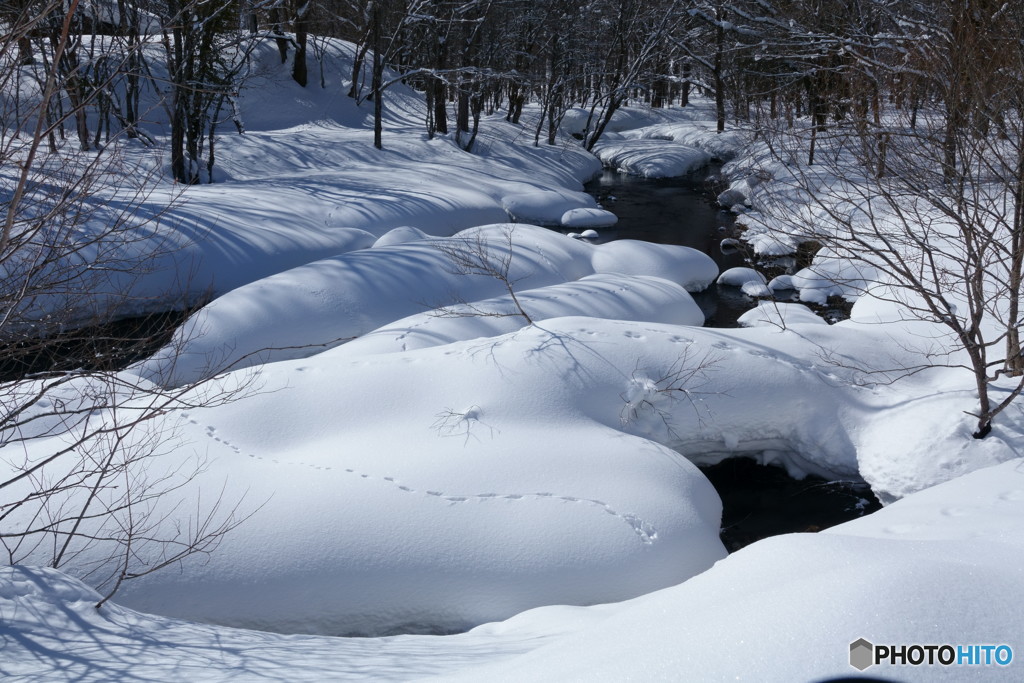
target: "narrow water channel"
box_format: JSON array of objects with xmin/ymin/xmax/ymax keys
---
[
  {"xmin": 580, "ymin": 166, "xmax": 881, "ymax": 550},
  {"xmin": 580, "ymin": 167, "xmax": 753, "ymax": 327}
]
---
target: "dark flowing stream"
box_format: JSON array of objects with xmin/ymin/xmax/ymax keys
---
[
  {"xmin": 581, "ymin": 166, "xmax": 881, "ymax": 551},
  {"xmin": 579, "ymin": 167, "xmax": 752, "ymax": 327}
]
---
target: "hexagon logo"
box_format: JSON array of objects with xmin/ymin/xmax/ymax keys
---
[{"xmin": 850, "ymin": 638, "xmax": 874, "ymax": 671}]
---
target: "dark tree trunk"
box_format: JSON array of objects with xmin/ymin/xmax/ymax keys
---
[
  {"xmin": 349, "ymin": 42, "xmax": 370, "ymax": 99},
  {"xmin": 292, "ymin": 2, "xmax": 310, "ymax": 87},
  {"xmin": 270, "ymin": 7, "xmax": 289, "ymax": 63},
  {"xmin": 372, "ymin": 1, "xmax": 383, "ymax": 149},
  {"xmin": 18, "ymin": 36, "xmax": 33, "ymax": 65},
  {"xmin": 714, "ymin": 17, "xmax": 726, "ymax": 132},
  {"xmin": 431, "ymin": 76, "xmax": 448, "ymax": 134},
  {"xmin": 456, "ymin": 79, "xmax": 470, "ymax": 134},
  {"xmin": 680, "ymin": 61, "xmax": 691, "ymax": 107}
]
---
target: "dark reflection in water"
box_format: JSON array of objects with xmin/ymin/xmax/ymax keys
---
[
  {"xmin": 578, "ymin": 168, "xmax": 752, "ymax": 327},
  {"xmin": 701, "ymin": 457, "xmax": 882, "ymax": 553}
]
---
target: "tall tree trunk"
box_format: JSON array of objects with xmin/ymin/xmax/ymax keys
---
[
  {"xmin": 680, "ymin": 61, "xmax": 690, "ymax": 107},
  {"xmin": 292, "ymin": 1, "xmax": 310, "ymax": 87},
  {"xmin": 372, "ymin": 1, "xmax": 383, "ymax": 149},
  {"xmin": 269, "ymin": 7, "xmax": 289, "ymax": 63},
  {"xmin": 348, "ymin": 42, "xmax": 370, "ymax": 99},
  {"xmin": 1005, "ymin": 149, "xmax": 1024, "ymax": 375},
  {"xmin": 714, "ymin": 16, "xmax": 725, "ymax": 132}
]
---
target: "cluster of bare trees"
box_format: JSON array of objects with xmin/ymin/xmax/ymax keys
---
[
  {"xmin": 738, "ymin": 1, "xmax": 1024, "ymax": 438},
  {"xmin": 7, "ymin": 1, "xmax": 1023, "ymax": 179},
  {"xmin": 0, "ymin": 0, "xmax": 265, "ymax": 600}
]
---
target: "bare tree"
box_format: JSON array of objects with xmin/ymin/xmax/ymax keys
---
[
  {"xmin": 0, "ymin": 6, "xmax": 257, "ymax": 603},
  {"xmin": 431, "ymin": 227, "xmax": 534, "ymax": 323},
  {"xmin": 753, "ymin": 0, "xmax": 1024, "ymax": 438}
]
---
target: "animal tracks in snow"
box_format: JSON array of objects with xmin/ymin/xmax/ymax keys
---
[{"xmin": 183, "ymin": 412, "xmax": 659, "ymax": 545}]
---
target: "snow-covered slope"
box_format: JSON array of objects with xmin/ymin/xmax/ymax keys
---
[
  {"xmin": 453, "ymin": 457, "xmax": 1024, "ymax": 682},
  {"xmin": 4, "ymin": 457, "xmax": 1020, "ymax": 681}
]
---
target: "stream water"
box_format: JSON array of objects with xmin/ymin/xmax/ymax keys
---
[
  {"xmin": 580, "ymin": 167, "xmax": 753, "ymax": 327},
  {"xmin": 581, "ymin": 167, "xmax": 881, "ymax": 551}
]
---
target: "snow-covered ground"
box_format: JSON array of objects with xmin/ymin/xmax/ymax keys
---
[
  {"xmin": 2, "ymin": 37, "xmax": 1022, "ymax": 681},
  {"xmin": 4, "ymin": 458, "xmax": 1021, "ymax": 681}
]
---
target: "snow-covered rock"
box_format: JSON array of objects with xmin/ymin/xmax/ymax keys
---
[
  {"xmin": 592, "ymin": 139, "xmax": 711, "ymax": 178},
  {"xmin": 502, "ymin": 191, "xmax": 595, "ymax": 225},
  {"xmin": 740, "ymin": 280, "xmax": 771, "ymax": 297},
  {"xmin": 561, "ymin": 208, "xmax": 618, "ymax": 228},
  {"xmin": 791, "ymin": 258, "xmax": 875, "ymax": 305},
  {"xmin": 767, "ymin": 274, "xmax": 795, "ymax": 291},
  {"xmin": 738, "ymin": 302, "xmax": 827, "ymax": 328},
  {"xmin": 590, "ymin": 240, "xmax": 718, "ymax": 292},
  {"xmin": 717, "ymin": 266, "xmax": 767, "ymax": 287}
]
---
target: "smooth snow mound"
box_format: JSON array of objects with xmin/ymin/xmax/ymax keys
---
[
  {"xmin": 738, "ymin": 302, "xmax": 827, "ymax": 328},
  {"xmin": 27, "ymin": 318, "xmax": 731, "ymax": 636},
  {"xmin": 454, "ymin": 458, "xmax": 1024, "ymax": 682},
  {"xmin": 590, "ymin": 240, "xmax": 717, "ymax": 292},
  {"xmin": 502, "ymin": 191, "xmax": 595, "ymax": 225},
  {"xmin": 134, "ymin": 227, "xmax": 719, "ymax": 387},
  {"xmin": 717, "ymin": 266, "xmax": 767, "ymax": 287},
  {"xmin": 331, "ymin": 273, "xmax": 704, "ymax": 357},
  {"xmin": 3, "ymin": 459, "xmax": 1022, "ymax": 681},
  {"xmin": 561, "ymin": 207, "xmax": 618, "ymax": 228},
  {"xmin": 593, "ymin": 139, "xmax": 711, "ymax": 178},
  {"xmin": 372, "ymin": 226, "xmax": 431, "ymax": 247}
]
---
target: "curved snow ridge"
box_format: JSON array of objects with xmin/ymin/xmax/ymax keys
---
[
  {"xmin": 592, "ymin": 138, "xmax": 712, "ymax": 178},
  {"xmin": 330, "ymin": 273, "xmax": 704, "ymax": 358},
  {"xmin": 187, "ymin": 411, "xmax": 660, "ymax": 545},
  {"xmin": 133, "ymin": 225, "xmax": 718, "ymax": 387},
  {"xmin": 624, "ymin": 122, "xmax": 748, "ymax": 161}
]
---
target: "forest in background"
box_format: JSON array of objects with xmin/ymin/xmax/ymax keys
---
[{"xmin": 3, "ymin": 0, "xmax": 1022, "ymax": 177}]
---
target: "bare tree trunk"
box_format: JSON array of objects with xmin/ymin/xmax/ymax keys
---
[
  {"xmin": 1005, "ymin": 150, "xmax": 1024, "ymax": 375},
  {"xmin": 372, "ymin": 1, "xmax": 383, "ymax": 150},
  {"xmin": 269, "ymin": 7, "xmax": 289, "ymax": 64},
  {"xmin": 714, "ymin": 16, "xmax": 725, "ymax": 133},
  {"xmin": 680, "ymin": 60, "xmax": 691, "ymax": 107},
  {"xmin": 292, "ymin": 1, "xmax": 310, "ymax": 87}
]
